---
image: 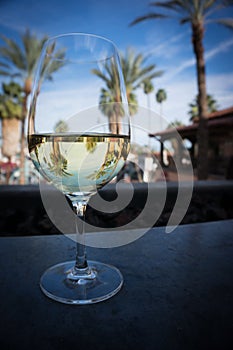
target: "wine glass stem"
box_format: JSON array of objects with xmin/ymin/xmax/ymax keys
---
[
  {"xmin": 73, "ymin": 201, "xmax": 88, "ymax": 270},
  {"xmin": 66, "ymin": 198, "xmax": 96, "ymax": 281}
]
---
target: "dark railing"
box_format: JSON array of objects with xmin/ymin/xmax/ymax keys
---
[{"xmin": 0, "ymin": 180, "xmax": 233, "ymax": 236}]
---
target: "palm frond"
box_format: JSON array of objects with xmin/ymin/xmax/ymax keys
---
[
  {"xmin": 215, "ymin": 18, "xmax": 233, "ymax": 29},
  {"xmin": 0, "ymin": 70, "xmax": 11, "ymax": 76},
  {"xmin": 129, "ymin": 13, "xmax": 168, "ymax": 26},
  {"xmin": 150, "ymin": 1, "xmax": 183, "ymax": 11},
  {"xmin": 92, "ymin": 68, "xmax": 111, "ymax": 85},
  {"xmin": 202, "ymin": 0, "xmax": 217, "ymax": 11},
  {"xmin": 0, "ymin": 35, "xmax": 26, "ymax": 71},
  {"xmin": 0, "ymin": 30, "xmax": 65, "ymax": 86},
  {"xmin": 150, "ymin": 0, "xmax": 202, "ymax": 18},
  {"xmin": 223, "ymin": 0, "xmax": 233, "ymax": 5},
  {"xmin": 0, "ymin": 61, "xmax": 11, "ymax": 69},
  {"xmin": 180, "ymin": 16, "xmax": 191, "ymax": 24},
  {"xmin": 0, "ymin": 61, "xmax": 22, "ymax": 77},
  {"xmin": 42, "ymin": 48, "xmax": 66, "ymax": 80},
  {"xmin": 105, "ymin": 61, "xmax": 116, "ymax": 83},
  {"xmin": 131, "ymin": 66, "xmax": 163, "ymax": 88},
  {"xmin": 94, "ymin": 47, "xmax": 163, "ymax": 117},
  {"xmin": 22, "ymin": 29, "xmax": 48, "ymax": 74}
]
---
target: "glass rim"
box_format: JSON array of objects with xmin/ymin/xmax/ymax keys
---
[
  {"xmin": 45, "ymin": 32, "xmax": 118, "ymax": 49},
  {"xmin": 43, "ymin": 32, "xmax": 119, "ymax": 63}
]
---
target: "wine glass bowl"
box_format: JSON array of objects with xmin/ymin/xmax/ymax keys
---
[{"xmin": 28, "ymin": 33, "xmax": 130, "ymax": 304}]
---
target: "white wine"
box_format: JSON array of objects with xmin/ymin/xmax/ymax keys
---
[{"xmin": 29, "ymin": 133, "xmax": 130, "ymax": 198}]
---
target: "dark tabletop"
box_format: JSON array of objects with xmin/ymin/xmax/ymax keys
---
[{"xmin": 0, "ymin": 220, "xmax": 233, "ymax": 350}]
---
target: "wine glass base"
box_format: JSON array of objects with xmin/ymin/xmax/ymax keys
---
[{"xmin": 40, "ymin": 260, "xmax": 123, "ymax": 305}]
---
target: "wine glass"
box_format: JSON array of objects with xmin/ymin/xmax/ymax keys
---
[{"xmin": 27, "ymin": 33, "xmax": 130, "ymax": 304}]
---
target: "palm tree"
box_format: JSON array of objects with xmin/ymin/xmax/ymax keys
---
[
  {"xmin": 188, "ymin": 94, "xmax": 219, "ymax": 122},
  {"xmin": 54, "ymin": 119, "xmax": 69, "ymax": 133},
  {"xmin": 0, "ymin": 29, "xmax": 66, "ymax": 184},
  {"xmin": 142, "ymin": 78, "xmax": 154, "ymax": 110},
  {"xmin": 156, "ymin": 88, "xmax": 167, "ymax": 117},
  {"xmin": 130, "ymin": 0, "xmax": 233, "ymax": 179},
  {"xmin": 167, "ymin": 119, "xmax": 184, "ymax": 129},
  {"xmin": 0, "ymin": 82, "xmax": 23, "ymax": 183},
  {"xmin": 142, "ymin": 79, "xmax": 154, "ymax": 146},
  {"xmin": 92, "ymin": 47, "xmax": 163, "ymax": 131}
]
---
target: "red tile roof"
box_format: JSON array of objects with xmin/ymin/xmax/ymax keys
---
[
  {"xmin": 149, "ymin": 105, "xmax": 233, "ymax": 138},
  {"xmin": 208, "ymin": 106, "xmax": 233, "ymax": 119}
]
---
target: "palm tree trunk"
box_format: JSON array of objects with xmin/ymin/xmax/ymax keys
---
[
  {"xmin": 19, "ymin": 77, "xmax": 32, "ymax": 184},
  {"xmin": 109, "ymin": 113, "xmax": 117, "ymax": 134},
  {"xmin": 1, "ymin": 118, "xmax": 20, "ymax": 184},
  {"xmin": 19, "ymin": 93, "xmax": 28, "ymax": 184},
  {"xmin": 1, "ymin": 118, "xmax": 20, "ymax": 159},
  {"xmin": 159, "ymin": 102, "xmax": 163, "ymax": 131},
  {"xmin": 192, "ymin": 21, "xmax": 209, "ymax": 180},
  {"xmin": 147, "ymin": 94, "xmax": 152, "ymax": 147},
  {"xmin": 19, "ymin": 118, "xmax": 26, "ymax": 184}
]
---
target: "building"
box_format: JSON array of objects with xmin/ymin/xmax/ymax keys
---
[{"xmin": 149, "ymin": 106, "xmax": 233, "ymax": 180}]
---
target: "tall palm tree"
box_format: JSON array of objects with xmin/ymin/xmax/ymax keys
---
[
  {"xmin": 0, "ymin": 82, "xmax": 23, "ymax": 183},
  {"xmin": 143, "ymin": 78, "xmax": 154, "ymax": 110},
  {"xmin": 92, "ymin": 47, "xmax": 163, "ymax": 131},
  {"xmin": 142, "ymin": 79, "xmax": 154, "ymax": 146},
  {"xmin": 156, "ymin": 88, "xmax": 167, "ymax": 117},
  {"xmin": 130, "ymin": 0, "xmax": 233, "ymax": 179},
  {"xmin": 0, "ymin": 29, "xmax": 66, "ymax": 184},
  {"xmin": 92, "ymin": 56, "xmax": 124, "ymax": 133}
]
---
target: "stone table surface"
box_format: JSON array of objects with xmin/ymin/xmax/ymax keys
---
[{"xmin": 0, "ymin": 220, "xmax": 233, "ymax": 350}]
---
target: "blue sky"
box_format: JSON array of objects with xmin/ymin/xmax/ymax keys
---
[{"xmin": 1, "ymin": 0, "xmax": 233, "ymax": 131}]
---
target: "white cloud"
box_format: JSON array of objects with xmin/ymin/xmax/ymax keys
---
[
  {"xmin": 154, "ymin": 37, "xmax": 233, "ymax": 82},
  {"xmin": 127, "ymin": 30, "xmax": 190, "ymax": 63},
  {"xmin": 144, "ymin": 31, "xmax": 189, "ymax": 60},
  {"xmin": 135, "ymin": 71, "xmax": 233, "ymax": 132},
  {"xmin": 207, "ymin": 72, "xmax": 233, "ymax": 107},
  {"xmin": 136, "ymin": 78, "xmax": 197, "ymax": 126},
  {"xmin": 205, "ymin": 37, "xmax": 233, "ymax": 60}
]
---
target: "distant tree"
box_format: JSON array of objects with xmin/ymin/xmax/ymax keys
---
[
  {"xmin": 142, "ymin": 78, "xmax": 154, "ymax": 145},
  {"xmin": 142, "ymin": 78, "xmax": 154, "ymax": 110},
  {"xmin": 167, "ymin": 119, "xmax": 184, "ymax": 129},
  {"xmin": 130, "ymin": 0, "xmax": 233, "ymax": 179},
  {"xmin": 188, "ymin": 94, "xmax": 219, "ymax": 122},
  {"xmin": 0, "ymin": 29, "xmax": 66, "ymax": 183},
  {"xmin": 54, "ymin": 120, "xmax": 69, "ymax": 133},
  {"xmin": 156, "ymin": 88, "xmax": 167, "ymax": 116}
]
